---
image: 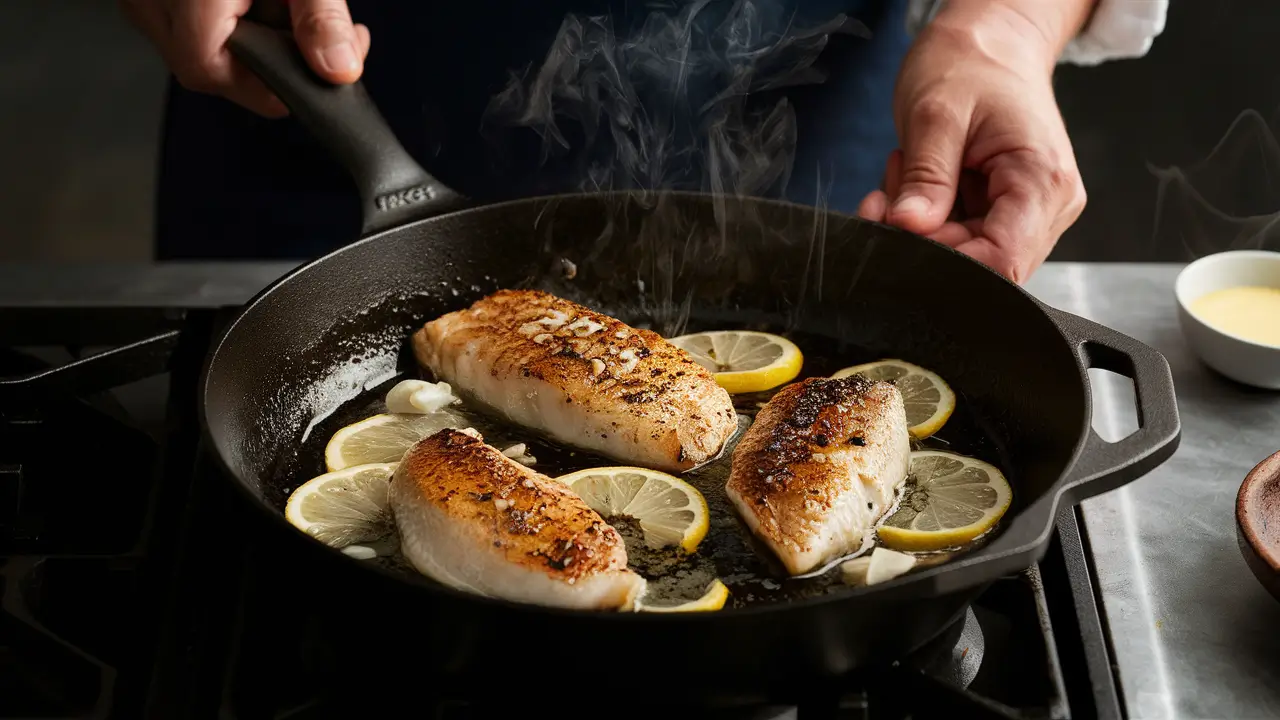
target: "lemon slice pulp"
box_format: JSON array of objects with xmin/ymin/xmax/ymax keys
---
[
  {"xmin": 285, "ymin": 462, "xmax": 398, "ymax": 549},
  {"xmin": 832, "ymin": 359, "xmax": 955, "ymax": 439},
  {"xmin": 635, "ymin": 579, "xmax": 730, "ymax": 613},
  {"xmin": 876, "ymin": 450, "xmax": 1012, "ymax": 552},
  {"xmin": 668, "ymin": 330, "xmax": 803, "ymax": 394},
  {"xmin": 555, "ymin": 466, "xmax": 710, "ymax": 553},
  {"xmin": 325, "ymin": 411, "xmax": 467, "ymax": 471}
]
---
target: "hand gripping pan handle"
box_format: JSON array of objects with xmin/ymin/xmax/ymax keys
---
[{"xmin": 226, "ymin": 20, "xmax": 467, "ymax": 235}]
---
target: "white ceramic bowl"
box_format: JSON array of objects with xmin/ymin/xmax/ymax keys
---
[{"xmin": 1175, "ymin": 250, "xmax": 1280, "ymax": 389}]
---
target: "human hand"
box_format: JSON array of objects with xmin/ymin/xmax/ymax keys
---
[
  {"xmin": 857, "ymin": 3, "xmax": 1088, "ymax": 284},
  {"xmin": 120, "ymin": 0, "xmax": 371, "ymax": 118}
]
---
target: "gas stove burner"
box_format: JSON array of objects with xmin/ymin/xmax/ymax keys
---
[
  {"xmin": 743, "ymin": 610, "xmax": 985, "ymax": 720},
  {"xmin": 912, "ymin": 607, "xmax": 985, "ymax": 689},
  {"xmin": 0, "ymin": 557, "xmax": 117, "ymax": 719},
  {"xmin": 371, "ymin": 608, "xmax": 989, "ymax": 720}
]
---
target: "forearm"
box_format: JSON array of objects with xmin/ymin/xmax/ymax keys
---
[
  {"xmin": 928, "ymin": 0, "xmax": 1098, "ymax": 69},
  {"xmin": 909, "ymin": 0, "xmax": 1168, "ymax": 68}
]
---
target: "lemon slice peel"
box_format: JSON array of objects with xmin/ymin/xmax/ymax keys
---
[
  {"xmin": 832, "ymin": 359, "xmax": 955, "ymax": 439},
  {"xmin": 555, "ymin": 466, "xmax": 710, "ymax": 553},
  {"xmin": 876, "ymin": 450, "xmax": 1012, "ymax": 552},
  {"xmin": 668, "ymin": 330, "xmax": 803, "ymax": 394},
  {"xmin": 285, "ymin": 462, "xmax": 399, "ymax": 550},
  {"xmin": 324, "ymin": 411, "xmax": 467, "ymax": 472},
  {"xmin": 635, "ymin": 579, "xmax": 730, "ymax": 613}
]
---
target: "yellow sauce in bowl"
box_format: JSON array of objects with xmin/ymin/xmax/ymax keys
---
[{"xmin": 1189, "ymin": 286, "xmax": 1280, "ymax": 346}]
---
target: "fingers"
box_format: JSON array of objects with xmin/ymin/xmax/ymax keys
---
[
  {"xmin": 127, "ymin": 0, "xmax": 369, "ymax": 117},
  {"xmin": 927, "ymin": 219, "xmax": 983, "ymax": 248},
  {"xmin": 948, "ymin": 238, "xmax": 1013, "ymax": 279},
  {"xmin": 226, "ymin": 66, "xmax": 291, "ymax": 118},
  {"xmin": 856, "ymin": 150, "xmax": 903, "ymax": 223},
  {"xmin": 977, "ymin": 150, "xmax": 1087, "ymax": 282},
  {"xmin": 883, "ymin": 149, "xmax": 904, "ymax": 200},
  {"xmin": 955, "ymin": 169, "xmax": 989, "ymax": 220},
  {"xmin": 167, "ymin": 0, "xmax": 243, "ymax": 88},
  {"xmin": 927, "ymin": 151, "xmax": 1085, "ymax": 284},
  {"xmin": 290, "ymin": 0, "xmax": 371, "ymax": 84},
  {"xmin": 857, "ymin": 191, "xmax": 889, "ymax": 222},
  {"xmin": 888, "ymin": 100, "xmax": 968, "ymax": 235},
  {"xmin": 167, "ymin": 0, "xmax": 289, "ymax": 117}
]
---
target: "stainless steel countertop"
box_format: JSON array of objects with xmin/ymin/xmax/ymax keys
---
[
  {"xmin": 4, "ymin": 261, "xmax": 1278, "ymax": 718},
  {"xmin": 1025, "ymin": 265, "xmax": 1280, "ymax": 720}
]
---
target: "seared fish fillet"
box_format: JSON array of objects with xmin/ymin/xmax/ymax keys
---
[
  {"xmin": 389, "ymin": 428, "xmax": 646, "ymax": 610},
  {"xmin": 414, "ymin": 289, "xmax": 736, "ymax": 472},
  {"xmin": 726, "ymin": 376, "xmax": 910, "ymax": 576}
]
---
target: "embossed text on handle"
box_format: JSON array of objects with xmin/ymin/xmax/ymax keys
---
[{"xmin": 375, "ymin": 186, "xmax": 436, "ymax": 212}]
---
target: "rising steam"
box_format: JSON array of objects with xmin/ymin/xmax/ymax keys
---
[
  {"xmin": 484, "ymin": 0, "xmax": 863, "ymax": 198},
  {"xmin": 482, "ymin": 0, "xmax": 865, "ymax": 334},
  {"xmin": 1149, "ymin": 108, "xmax": 1280, "ymax": 258}
]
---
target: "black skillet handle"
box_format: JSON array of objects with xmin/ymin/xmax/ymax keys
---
[
  {"xmin": 961, "ymin": 306, "xmax": 1181, "ymax": 577},
  {"xmin": 1044, "ymin": 305, "xmax": 1182, "ymax": 501},
  {"xmin": 226, "ymin": 20, "xmax": 467, "ymax": 236}
]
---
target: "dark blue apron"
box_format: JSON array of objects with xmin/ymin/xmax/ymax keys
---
[{"xmin": 155, "ymin": 0, "xmax": 911, "ymax": 259}]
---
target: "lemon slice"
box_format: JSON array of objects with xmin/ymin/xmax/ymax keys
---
[
  {"xmin": 635, "ymin": 579, "xmax": 730, "ymax": 613},
  {"xmin": 876, "ymin": 450, "xmax": 1012, "ymax": 552},
  {"xmin": 325, "ymin": 411, "xmax": 466, "ymax": 471},
  {"xmin": 832, "ymin": 359, "xmax": 955, "ymax": 439},
  {"xmin": 285, "ymin": 462, "xmax": 398, "ymax": 549},
  {"xmin": 668, "ymin": 330, "xmax": 803, "ymax": 394},
  {"xmin": 555, "ymin": 466, "xmax": 710, "ymax": 553}
]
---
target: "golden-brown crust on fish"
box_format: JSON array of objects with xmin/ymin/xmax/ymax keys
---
[
  {"xmin": 413, "ymin": 289, "xmax": 736, "ymax": 470},
  {"xmin": 395, "ymin": 428, "xmax": 629, "ymax": 582},
  {"xmin": 727, "ymin": 376, "xmax": 905, "ymax": 563}
]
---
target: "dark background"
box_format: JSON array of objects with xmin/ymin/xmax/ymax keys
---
[
  {"xmin": 1053, "ymin": 0, "xmax": 1280, "ymax": 262},
  {"xmin": 2, "ymin": 0, "xmax": 1277, "ymax": 263}
]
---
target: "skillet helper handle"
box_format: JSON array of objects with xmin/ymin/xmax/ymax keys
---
[
  {"xmin": 226, "ymin": 21, "xmax": 466, "ymax": 236},
  {"xmin": 952, "ymin": 306, "xmax": 1182, "ymax": 587},
  {"xmin": 1046, "ymin": 305, "xmax": 1182, "ymax": 500}
]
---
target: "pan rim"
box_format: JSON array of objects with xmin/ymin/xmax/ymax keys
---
[{"xmin": 198, "ymin": 189, "xmax": 1094, "ymax": 621}]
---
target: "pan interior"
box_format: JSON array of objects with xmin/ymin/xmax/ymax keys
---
[{"xmin": 203, "ymin": 192, "xmax": 1088, "ymax": 604}]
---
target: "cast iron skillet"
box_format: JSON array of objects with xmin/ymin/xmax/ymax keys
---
[{"xmin": 201, "ymin": 22, "xmax": 1181, "ymax": 699}]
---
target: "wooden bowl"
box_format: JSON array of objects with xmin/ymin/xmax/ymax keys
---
[{"xmin": 1237, "ymin": 450, "xmax": 1280, "ymax": 602}]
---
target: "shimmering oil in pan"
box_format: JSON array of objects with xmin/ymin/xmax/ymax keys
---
[{"xmin": 278, "ymin": 327, "xmax": 1013, "ymax": 609}]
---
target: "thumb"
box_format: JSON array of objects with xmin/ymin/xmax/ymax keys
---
[
  {"xmin": 888, "ymin": 101, "xmax": 967, "ymax": 234},
  {"xmin": 290, "ymin": 0, "xmax": 370, "ymax": 84}
]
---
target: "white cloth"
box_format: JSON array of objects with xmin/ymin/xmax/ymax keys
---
[{"xmin": 905, "ymin": 0, "xmax": 1169, "ymax": 66}]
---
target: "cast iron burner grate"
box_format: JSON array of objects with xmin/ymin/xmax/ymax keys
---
[
  {"xmin": 0, "ymin": 307, "xmax": 1120, "ymax": 720},
  {"xmin": 0, "ymin": 309, "xmax": 201, "ymax": 720}
]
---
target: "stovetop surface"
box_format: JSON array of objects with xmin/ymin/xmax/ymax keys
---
[{"xmin": 0, "ymin": 306, "xmax": 1121, "ymax": 720}]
